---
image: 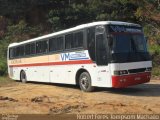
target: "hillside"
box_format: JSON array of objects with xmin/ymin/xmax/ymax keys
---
[{"xmin": 0, "ymin": 0, "xmax": 160, "ymax": 76}]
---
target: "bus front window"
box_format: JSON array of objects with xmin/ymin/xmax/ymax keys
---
[
  {"xmin": 109, "ymin": 33, "xmax": 150, "ymax": 63},
  {"xmin": 112, "ymin": 34, "xmax": 147, "ymax": 54}
]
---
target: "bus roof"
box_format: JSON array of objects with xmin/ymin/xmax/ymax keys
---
[{"xmin": 8, "ymin": 21, "xmax": 141, "ymax": 47}]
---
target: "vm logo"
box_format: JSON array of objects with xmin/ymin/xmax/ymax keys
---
[{"xmin": 61, "ymin": 53, "xmax": 70, "ymax": 61}]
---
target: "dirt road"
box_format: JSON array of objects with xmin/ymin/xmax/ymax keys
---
[{"xmin": 0, "ymin": 79, "xmax": 160, "ymax": 114}]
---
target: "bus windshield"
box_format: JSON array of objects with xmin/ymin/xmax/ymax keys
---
[
  {"xmin": 112, "ymin": 33, "xmax": 147, "ymax": 53},
  {"xmin": 107, "ymin": 25, "xmax": 151, "ymax": 63}
]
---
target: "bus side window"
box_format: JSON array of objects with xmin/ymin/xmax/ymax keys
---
[
  {"xmin": 16, "ymin": 46, "xmax": 20, "ymax": 57},
  {"xmin": 25, "ymin": 44, "xmax": 31, "ymax": 55},
  {"xmin": 36, "ymin": 40, "xmax": 48, "ymax": 54},
  {"xmin": 49, "ymin": 38, "xmax": 56, "ymax": 52},
  {"xmin": 65, "ymin": 33, "xmax": 73, "ymax": 49},
  {"xmin": 73, "ymin": 31, "xmax": 83, "ymax": 48},
  {"xmin": 30, "ymin": 43, "xmax": 36, "ymax": 55},
  {"xmin": 9, "ymin": 48, "xmax": 14, "ymax": 59},
  {"xmin": 13, "ymin": 48, "xmax": 16, "ymax": 58},
  {"xmin": 56, "ymin": 37, "xmax": 64, "ymax": 51},
  {"xmin": 49, "ymin": 37, "xmax": 63, "ymax": 52},
  {"xmin": 15, "ymin": 46, "xmax": 24, "ymax": 57},
  {"xmin": 20, "ymin": 46, "xmax": 25, "ymax": 56},
  {"xmin": 25, "ymin": 43, "xmax": 36, "ymax": 56},
  {"xmin": 42, "ymin": 40, "xmax": 48, "ymax": 53},
  {"xmin": 36, "ymin": 41, "xmax": 41, "ymax": 53}
]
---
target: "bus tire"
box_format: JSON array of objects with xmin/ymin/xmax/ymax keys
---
[
  {"xmin": 79, "ymin": 72, "xmax": 94, "ymax": 92},
  {"xmin": 20, "ymin": 71, "xmax": 27, "ymax": 83}
]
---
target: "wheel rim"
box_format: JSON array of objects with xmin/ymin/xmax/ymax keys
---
[{"xmin": 80, "ymin": 75, "xmax": 89, "ymax": 90}]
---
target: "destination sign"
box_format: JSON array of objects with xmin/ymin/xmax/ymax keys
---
[{"xmin": 109, "ymin": 25, "xmax": 142, "ymax": 33}]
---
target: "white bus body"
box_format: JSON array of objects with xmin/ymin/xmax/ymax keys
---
[{"xmin": 7, "ymin": 21, "xmax": 152, "ymax": 92}]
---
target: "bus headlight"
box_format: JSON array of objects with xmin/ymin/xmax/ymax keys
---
[{"xmin": 114, "ymin": 70, "xmax": 128, "ymax": 75}]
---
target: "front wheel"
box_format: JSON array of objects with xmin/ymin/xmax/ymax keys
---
[
  {"xmin": 20, "ymin": 71, "xmax": 27, "ymax": 83},
  {"xmin": 79, "ymin": 72, "xmax": 94, "ymax": 92}
]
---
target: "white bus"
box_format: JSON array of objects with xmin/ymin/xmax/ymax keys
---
[{"xmin": 7, "ymin": 21, "xmax": 152, "ymax": 92}]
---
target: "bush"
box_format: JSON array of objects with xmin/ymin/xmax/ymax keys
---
[
  {"xmin": 0, "ymin": 58, "xmax": 7, "ymax": 76},
  {"xmin": 0, "ymin": 20, "xmax": 48, "ymax": 76},
  {"xmin": 148, "ymin": 45, "xmax": 160, "ymax": 77}
]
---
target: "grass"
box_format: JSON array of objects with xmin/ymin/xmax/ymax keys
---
[
  {"xmin": 152, "ymin": 67, "xmax": 160, "ymax": 77},
  {"xmin": 0, "ymin": 76, "xmax": 15, "ymax": 86},
  {"xmin": 149, "ymin": 45, "xmax": 160, "ymax": 54},
  {"xmin": 148, "ymin": 45, "xmax": 160, "ymax": 77}
]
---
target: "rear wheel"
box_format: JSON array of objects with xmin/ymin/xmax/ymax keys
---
[
  {"xmin": 79, "ymin": 72, "xmax": 94, "ymax": 92},
  {"xmin": 20, "ymin": 71, "xmax": 27, "ymax": 83}
]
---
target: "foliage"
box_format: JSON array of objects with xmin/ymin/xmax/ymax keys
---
[
  {"xmin": 152, "ymin": 67, "xmax": 160, "ymax": 77},
  {"xmin": 0, "ymin": 20, "xmax": 46, "ymax": 75}
]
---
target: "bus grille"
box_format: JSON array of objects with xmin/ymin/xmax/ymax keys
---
[{"xmin": 128, "ymin": 68, "xmax": 146, "ymax": 74}]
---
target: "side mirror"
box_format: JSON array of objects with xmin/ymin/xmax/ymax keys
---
[{"xmin": 145, "ymin": 36, "xmax": 148, "ymax": 42}]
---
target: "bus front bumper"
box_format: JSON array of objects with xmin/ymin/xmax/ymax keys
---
[{"xmin": 112, "ymin": 72, "xmax": 151, "ymax": 88}]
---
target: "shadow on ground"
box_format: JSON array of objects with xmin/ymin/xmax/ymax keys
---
[
  {"xmin": 96, "ymin": 83, "xmax": 160, "ymax": 97},
  {"xmin": 17, "ymin": 81, "xmax": 160, "ymax": 97}
]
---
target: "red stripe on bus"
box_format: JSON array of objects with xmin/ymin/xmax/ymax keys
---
[{"xmin": 9, "ymin": 60, "xmax": 93, "ymax": 67}]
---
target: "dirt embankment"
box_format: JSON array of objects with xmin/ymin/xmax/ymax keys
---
[{"xmin": 0, "ymin": 79, "xmax": 160, "ymax": 114}]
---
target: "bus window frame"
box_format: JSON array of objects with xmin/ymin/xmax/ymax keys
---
[
  {"xmin": 64, "ymin": 29, "xmax": 85, "ymax": 51},
  {"xmin": 49, "ymin": 35, "xmax": 64, "ymax": 54},
  {"xmin": 36, "ymin": 39, "xmax": 49, "ymax": 55},
  {"xmin": 24, "ymin": 42, "xmax": 36, "ymax": 57},
  {"xmin": 8, "ymin": 29, "xmax": 86, "ymax": 60}
]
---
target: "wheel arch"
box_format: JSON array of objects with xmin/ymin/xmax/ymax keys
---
[
  {"xmin": 20, "ymin": 69, "xmax": 25, "ymax": 81},
  {"xmin": 75, "ymin": 68, "xmax": 90, "ymax": 85}
]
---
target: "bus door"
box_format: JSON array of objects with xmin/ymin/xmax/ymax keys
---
[{"xmin": 95, "ymin": 25, "xmax": 111, "ymax": 87}]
